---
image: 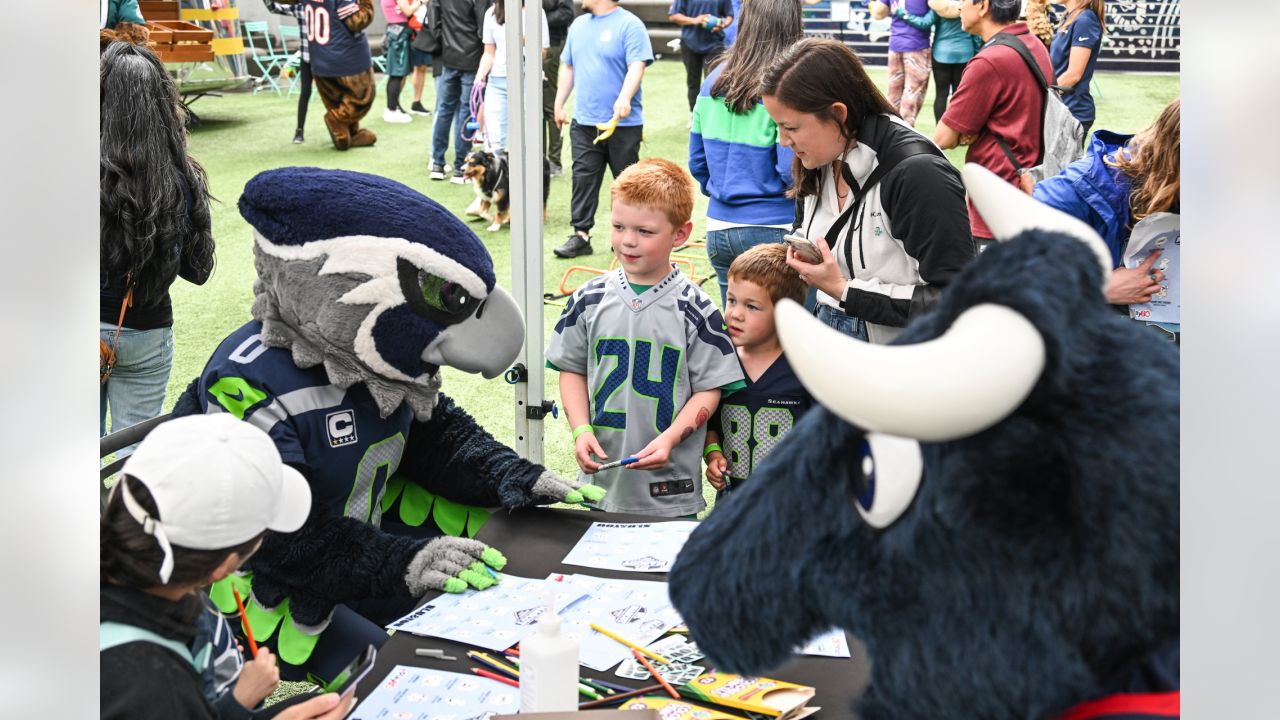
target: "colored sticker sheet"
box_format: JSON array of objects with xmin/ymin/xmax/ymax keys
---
[
  {"xmin": 385, "ymin": 574, "xmax": 588, "ymax": 653},
  {"xmin": 798, "ymin": 628, "xmax": 851, "ymax": 658},
  {"xmin": 350, "ymin": 665, "xmax": 519, "ymax": 720},
  {"xmin": 561, "ymin": 521, "xmax": 700, "ymax": 573},
  {"xmin": 549, "ymin": 573, "xmax": 685, "ymax": 671}
]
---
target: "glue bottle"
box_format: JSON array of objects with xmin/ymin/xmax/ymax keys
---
[{"xmin": 519, "ymin": 589, "xmax": 579, "ymax": 712}]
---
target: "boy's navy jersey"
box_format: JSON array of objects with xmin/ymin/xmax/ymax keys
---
[
  {"xmin": 709, "ymin": 352, "xmax": 813, "ymax": 489},
  {"xmin": 301, "ymin": 0, "xmax": 372, "ymax": 77},
  {"xmin": 546, "ymin": 266, "xmax": 744, "ymax": 516},
  {"xmin": 195, "ymin": 321, "xmax": 413, "ymax": 525}
]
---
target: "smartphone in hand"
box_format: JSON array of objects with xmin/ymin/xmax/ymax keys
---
[
  {"xmin": 784, "ymin": 233, "xmax": 823, "ymax": 264},
  {"xmin": 326, "ymin": 644, "xmax": 377, "ymax": 700}
]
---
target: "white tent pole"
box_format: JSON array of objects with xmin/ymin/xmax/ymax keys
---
[{"xmin": 506, "ymin": 0, "xmax": 547, "ymax": 463}]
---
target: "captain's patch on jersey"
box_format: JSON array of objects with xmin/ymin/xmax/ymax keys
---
[{"xmin": 326, "ymin": 410, "xmax": 358, "ymax": 447}]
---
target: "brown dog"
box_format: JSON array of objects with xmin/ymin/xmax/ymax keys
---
[{"xmin": 461, "ymin": 149, "xmax": 551, "ymax": 232}]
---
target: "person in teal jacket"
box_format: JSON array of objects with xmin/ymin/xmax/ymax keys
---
[
  {"xmin": 101, "ymin": 0, "xmax": 145, "ymax": 29},
  {"xmin": 898, "ymin": 0, "xmax": 982, "ymax": 122}
]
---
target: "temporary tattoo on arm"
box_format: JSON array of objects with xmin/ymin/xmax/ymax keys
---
[{"xmin": 695, "ymin": 407, "xmax": 710, "ymax": 428}]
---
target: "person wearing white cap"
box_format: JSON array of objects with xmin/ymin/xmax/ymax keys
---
[{"xmin": 101, "ymin": 415, "xmax": 352, "ymax": 720}]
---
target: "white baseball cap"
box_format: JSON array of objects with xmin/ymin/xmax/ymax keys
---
[{"xmin": 115, "ymin": 414, "xmax": 312, "ymax": 584}]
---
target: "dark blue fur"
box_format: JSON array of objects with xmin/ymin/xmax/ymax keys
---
[
  {"xmin": 238, "ymin": 167, "xmax": 495, "ymax": 290},
  {"xmin": 668, "ymin": 231, "xmax": 1179, "ymax": 719}
]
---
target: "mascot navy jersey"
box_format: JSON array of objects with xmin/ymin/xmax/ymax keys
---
[
  {"xmin": 196, "ymin": 320, "xmax": 413, "ymax": 523},
  {"xmin": 710, "ymin": 353, "xmax": 813, "ymax": 489},
  {"xmin": 300, "ymin": 0, "xmax": 372, "ymax": 77}
]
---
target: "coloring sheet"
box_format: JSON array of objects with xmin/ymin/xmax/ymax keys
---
[
  {"xmin": 561, "ymin": 521, "xmax": 700, "ymax": 573},
  {"xmin": 350, "ymin": 665, "xmax": 518, "ymax": 720},
  {"xmin": 549, "ymin": 573, "xmax": 685, "ymax": 671},
  {"xmin": 385, "ymin": 575, "xmax": 588, "ymax": 653},
  {"xmin": 1123, "ymin": 212, "xmax": 1180, "ymax": 325},
  {"xmin": 798, "ymin": 628, "xmax": 852, "ymax": 658}
]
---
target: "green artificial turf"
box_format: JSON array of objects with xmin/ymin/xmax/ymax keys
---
[{"xmin": 171, "ymin": 60, "xmax": 1178, "ymax": 505}]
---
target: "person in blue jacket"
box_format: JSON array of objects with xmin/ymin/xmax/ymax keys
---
[
  {"xmin": 1050, "ymin": 0, "xmax": 1105, "ymax": 139},
  {"xmin": 1030, "ymin": 98, "xmax": 1180, "ymax": 341}
]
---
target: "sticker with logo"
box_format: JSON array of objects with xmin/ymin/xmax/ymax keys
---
[
  {"xmin": 600, "ymin": 29, "xmax": 613, "ymax": 43},
  {"xmin": 326, "ymin": 410, "xmax": 358, "ymax": 448}
]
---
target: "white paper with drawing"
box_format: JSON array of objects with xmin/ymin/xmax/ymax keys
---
[
  {"xmin": 550, "ymin": 573, "xmax": 685, "ymax": 671},
  {"xmin": 350, "ymin": 665, "xmax": 518, "ymax": 720},
  {"xmin": 1123, "ymin": 212, "xmax": 1180, "ymax": 325},
  {"xmin": 385, "ymin": 574, "xmax": 588, "ymax": 652},
  {"xmin": 561, "ymin": 521, "xmax": 699, "ymax": 573}
]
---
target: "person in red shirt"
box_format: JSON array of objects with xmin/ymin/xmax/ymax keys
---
[{"xmin": 934, "ymin": 0, "xmax": 1054, "ymax": 244}]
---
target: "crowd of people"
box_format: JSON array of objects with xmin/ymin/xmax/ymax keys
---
[{"xmin": 100, "ymin": 0, "xmax": 1179, "ymax": 715}]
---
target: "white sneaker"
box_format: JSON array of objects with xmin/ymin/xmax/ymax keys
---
[{"xmin": 383, "ymin": 108, "xmax": 413, "ymax": 124}]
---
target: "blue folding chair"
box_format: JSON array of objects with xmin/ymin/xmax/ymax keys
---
[
  {"xmin": 277, "ymin": 23, "xmax": 306, "ymax": 96},
  {"xmin": 242, "ymin": 20, "xmax": 291, "ymax": 95}
]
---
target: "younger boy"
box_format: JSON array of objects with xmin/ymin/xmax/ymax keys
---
[
  {"xmin": 547, "ymin": 158, "xmax": 744, "ymax": 517},
  {"xmin": 705, "ymin": 244, "xmax": 814, "ymax": 494}
]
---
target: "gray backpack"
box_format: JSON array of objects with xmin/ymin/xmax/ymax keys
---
[{"xmin": 987, "ymin": 31, "xmax": 1085, "ymax": 183}]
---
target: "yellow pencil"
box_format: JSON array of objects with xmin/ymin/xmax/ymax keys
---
[{"xmin": 588, "ymin": 623, "xmax": 672, "ymax": 664}]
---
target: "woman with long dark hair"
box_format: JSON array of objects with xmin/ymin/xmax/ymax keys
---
[
  {"xmin": 1051, "ymin": 0, "xmax": 1106, "ymax": 138},
  {"xmin": 100, "ymin": 42, "xmax": 215, "ymax": 438},
  {"xmin": 689, "ymin": 0, "xmax": 804, "ymax": 306},
  {"xmin": 762, "ymin": 38, "xmax": 973, "ymax": 343}
]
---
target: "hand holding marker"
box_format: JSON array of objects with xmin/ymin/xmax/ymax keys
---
[{"xmin": 595, "ymin": 455, "xmax": 640, "ymax": 472}]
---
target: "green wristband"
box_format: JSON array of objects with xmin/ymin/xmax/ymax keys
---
[
  {"xmin": 572, "ymin": 424, "xmax": 594, "ymax": 440},
  {"xmin": 703, "ymin": 443, "xmax": 723, "ymax": 458}
]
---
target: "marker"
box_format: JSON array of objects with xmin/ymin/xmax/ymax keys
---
[
  {"xmin": 595, "ymin": 455, "xmax": 640, "ymax": 471},
  {"xmin": 414, "ymin": 648, "xmax": 457, "ymax": 660},
  {"xmin": 589, "ymin": 623, "xmax": 672, "ymax": 664},
  {"xmin": 231, "ymin": 585, "xmax": 258, "ymax": 659},
  {"xmin": 472, "ymin": 667, "xmax": 519, "ymax": 688},
  {"xmin": 632, "ymin": 649, "xmax": 680, "ymax": 699},
  {"xmin": 578, "ymin": 683, "xmax": 664, "ymax": 709}
]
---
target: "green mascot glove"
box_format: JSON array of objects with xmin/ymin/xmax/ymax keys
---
[
  {"xmin": 405, "ymin": 537, "xmax": 508, "ymax": 595},
  {"xmin": 531, "ymin": 470, "xmax": 608, "ymax": 505}
]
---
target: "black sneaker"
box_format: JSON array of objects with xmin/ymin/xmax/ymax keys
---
[
  {"xmin": 450, "ymin": 168, "xmax": 467, "ymax": 185},
  {"xmin": 430, "ymin": 163, "xmax": 447, "ymax": 181},
  {"xmin": 549, "ymin": 162, "xmax": 563, "ymax": 178},
  {"xmin": 409, "ymin": 101, "xmax": 432, "ymax": 116},
  {"xmin": 293, "ymin": 128, "xmax": 304, "ymax": 144},
  {"xmin": 553, "ymin": 233, "xmax": 592, "ymax": 258}
]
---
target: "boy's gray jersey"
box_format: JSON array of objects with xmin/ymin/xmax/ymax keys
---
[{"xmin": 547, "ymin": 266, "xmax": 743, "ymax": 516}]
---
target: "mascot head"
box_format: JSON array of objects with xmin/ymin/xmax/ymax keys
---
[
  {"xmin": 669, "ymin": 166, "xmax": 1179, "ymax": 719},
  {"xmin": 239, "ymin": 167, "xmax": 523, "ymax": 420}
]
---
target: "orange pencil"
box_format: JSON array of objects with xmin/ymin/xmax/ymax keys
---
[
  {"xmin": 632, "ymin": 648, "xmax": 679, "ymax": 699},
  {"xmin": 231, "ymin": 586, "xmax": 258, "ymax": 658},
  {"xmin": 472, "ymin": 667, "xmax": 520, "ymax": 688}
]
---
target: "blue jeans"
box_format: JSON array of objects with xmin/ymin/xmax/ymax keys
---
[
  {"xmin": 100, "ymin": 323, "xmax": 174, "ymax": 445},
  {"xmin": 704, "ymin": 226, "xmax": 789, "ymax": 307},
  {"xmin": 484, "ymin": 75, "xmax": 508, "ymax": 151},
  {"xmin": 815, "ymin": 303, "xmax": 868, "ymax": 341},
  {"xmin": 431, "ymin": 66, "xmax": 475, "ymax": 167}
]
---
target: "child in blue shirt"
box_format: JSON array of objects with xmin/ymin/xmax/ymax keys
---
[{"xmin": 705, "ymin": 244, "xmax": 815, "ymax": 494}]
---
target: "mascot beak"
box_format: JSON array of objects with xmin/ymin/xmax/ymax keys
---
[
  {"xmin": 422, "ymin": 285, "xmax": 524, "ymax": 378},
  {"xmin": 962, "ymin": 164, "xmax": 1113, "ymax": 287},
  {"xmin": 776, "ymin": 299, "xmax": 1045, "ymax": 442}
]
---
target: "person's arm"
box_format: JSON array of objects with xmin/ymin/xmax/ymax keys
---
[
  {"xmin": 630, "ymin": 389, "xmax": 721, "ymax": 471},
  {"xmin": 704, "ymin": 424, "xmax": 727, "ymax": 490},
  {"xmin": 554, "ymin": 61, "xmax": 574, "ymax": 128},
  {"xmin": 477, "ymin": 43, "xmax": 496, "ymax": 83},
  {"xmin": 338, "ymin": 0, "xmax": 375, "ymax": 33},
  {"xmin": 1056, "ymin": 45, "xmax": 1094, "ymax": 90},
  {"xmin": 933, "ymin": 119, "xmax": 964, "ymax": 149},
  {"xmin": 668, "ymin": 0, "xmax": 707, "ymax": 27},
  {"xmin": 935, "ymin": 54, "xmax": 994, "ymax": 148},
  {"xmin": 927, "ymin": 0, "xmax": 961, "ymax": 19},
  {"xmin": 560, "ymin": 370, "xmax": 608, "ymax": 473},
  {"xmin": 395, "ymin": 0, "xmax": 422, "ymax": 16},
  {"xmin": 689, "ymin": 103, "xmax": 710, "ymax": 193},
  {"xmin": 895, "ymin": 5, "xmax": 935, "ymax": 30},
  {"xmin": 474, "ymin": 0, "xmax": 488, "ymax": 38},
  {"xmin": 613, "ymin": 61, "xmax": 647, "ymax": 119},
  {"xmin": 868, "ymin": 0, "xmax": 891, "ymax": 20}
]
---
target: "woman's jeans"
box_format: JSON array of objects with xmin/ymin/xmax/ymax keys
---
[
  {"xmin": 815, "ymin": 303, "xmax": 868, "ymax": 341},
  {"xmin": 484, "ymin": 75, "xmax": 508, "ymax": 151},
  {"xmin": 100, "ymin": 324, "xmax": 174, "ymax": 446},
  {"xmin": 704, "ymin": 226, "xmax": 789, "ymax": 306}
]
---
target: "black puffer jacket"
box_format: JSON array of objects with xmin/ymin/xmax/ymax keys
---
[{"xmin": 430, "ymin": 0, "xmax": 489, "ymax": 71}]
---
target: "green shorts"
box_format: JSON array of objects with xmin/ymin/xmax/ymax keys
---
[{"xmin": 383, "ymin": 22, "xmax": 413, "ymax": 77}]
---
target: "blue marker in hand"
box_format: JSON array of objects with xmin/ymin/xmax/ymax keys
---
[{"xmin": 596, "ymin": 456, "xmax": 640, "ymax": 472}]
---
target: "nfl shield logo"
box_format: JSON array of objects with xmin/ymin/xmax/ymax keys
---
[{"xmin": 631, "ymin": 298, "xmax": 643, "ymax": 310}]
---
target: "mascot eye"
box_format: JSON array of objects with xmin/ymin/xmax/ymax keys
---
[
  {"xmin": 398, "ymin": 258, "xmax": 480, "ymax": 325},
  {"xmin": 847, "ymin": 432, "xmax": 923, "ymax": 530}
]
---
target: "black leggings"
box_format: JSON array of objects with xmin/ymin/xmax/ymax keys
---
[
  {"xmin": 387, "ymin": 75, "xmax": 406, "ymax": 111},
  {"xmin": 681, "ymin": 45, "xmax": 723, "ymax": 111},
  {"xmin": 296, "ymin": 60, "xmax": 313, "ymax": 130},
  {"xmin": 932, "ymin": 60, "xmax": 966, "ymax": 122}
]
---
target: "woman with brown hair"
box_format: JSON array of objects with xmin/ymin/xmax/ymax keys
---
[
  {"xmin": 1031, "ymin": 98, "xmax": 1180, "ymax": 340},
  {"xmin": 762, "ymin": 38, "xmax": 974, "ymax": 343},
  {"xmin": 1050, "ymin": 0, "xmax": 1106, "ymax": 138}
]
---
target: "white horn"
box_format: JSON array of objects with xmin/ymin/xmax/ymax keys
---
[
  {"xmin": 962, "ymin": 163, "xmax": 1112, "ymax": 286},
  {"xmin": 775, "ymin": 300, "xmax": 1045, "ymax": 442}
]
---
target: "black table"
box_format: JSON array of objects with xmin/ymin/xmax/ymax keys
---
[{"xmin": 355, "ymin": 507, "xmax": 868, "ymax": 716}]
